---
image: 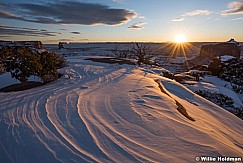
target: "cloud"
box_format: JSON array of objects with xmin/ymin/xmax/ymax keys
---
[
  {"xmin": 60, "ymin": 28, "xmax": 68, "ymax": 31},
  {"xmin": 128, "ymin": 22, "xmax": 146, "ymax": 30},
  {"xmin": 221, "ymin": 1, "xmax": 243, "ymax": 15},
  {"xmin": 0, "ymin": 11, "xmax": 19, "ymax": 19},
  {"xmin": 0, "ymin": 35, "xmax": 11, "ymax": 38},
  {"xmin": 45, "ymin": 38, "xmax": 89, "ymax": 43},
  {"xmin": 232, "ymin": 17, "xmax": 243, "ymax": 20},
  {"xmin": 0, "ymin": 1, "xmax": 137, "ymax": 26},
  {"xmin": 171, "ymin": 18, "xmax": 185, "ymax": 22},
  {"xmin": 113, "ymin": 0, "xmax": 126, "ymax": 3},
  {"xmin": 183, "ymin": 10, "xmax": 212, "ymax": 16},
  {"xmin": 71, "ymin": 32, "xmax": 81, "ymax": 35},
  {"xmin": 0, "ymin": 25, "xmax": 60, "ymax": 37}
]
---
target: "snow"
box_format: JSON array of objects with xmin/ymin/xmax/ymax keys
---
[
  {"xmin": 37, "ymin": 49, "xmax": 46, "ymax": 54},
  {"xmin": 0, "ymin": 55, "xmax": 242, "ymax": 163},
  {"xmin": 0, "ymin": 72, "xmax": 42, "ymax": 89},
  {"xmin": 184, "ymin": 75, "xmax": 243, "ymax": 108},
  {"xmin": 219, "ymin": 55, "xmax": 235, "ymax": 62},
  {"xmin": 0, "ymin": 72, "xmax": 20, "ymax": 89}
]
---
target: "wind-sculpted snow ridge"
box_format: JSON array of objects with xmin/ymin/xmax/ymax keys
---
[{"xmin": 0, "ymin": 56, "xmax": 242, "ymax": 163}]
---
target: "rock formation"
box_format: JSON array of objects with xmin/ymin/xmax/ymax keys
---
[
  {"xmin": 0, "ymin": 41, "xmax": 43, "ymax": 49},
  {"xmin": 186, "ymin": 39, "xmax": 241, "ymax": 69},
  {"xmin": 199, "ymin": 39, "xmax": 241, "ymax": 59},
  {"xmin": 58, "ymin": 42, "xmax": 65, "ymax": 49}
]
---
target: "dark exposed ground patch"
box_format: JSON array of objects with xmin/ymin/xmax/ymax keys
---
[
  {"xmin": 155, "ymin": 79, "xmax": 195, "ymax": 122},
  {"xmin": 175, "ymin": 100, "xmax": 195, "ymax": 121},
  {"xmin": 0, "ymin": 73, "xmax": 63, "ymax": 92},
  {"xmin": 85, "ymin": 57, "xmax": 136, "ymax": 65},
  {"xmin": 0, "ymin": 81, "xmax": 45, "ymax": 92}
]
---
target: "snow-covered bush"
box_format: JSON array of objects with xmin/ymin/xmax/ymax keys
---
[
  {"xmin": 195, "ymin": 90, "xmax": 234, "ymax": 107},
  {"xmin": 219, "ymin": 58, "xmax": 243, "ymax": 86},
  {"xmin": 1, "ymin": 46, "xmax": 42, "ymax": 82},
  {"xmin": 188, "ymin": 70, "xmax": 206, "ymax": 77},
  {"xmin": 230, "ymin": 83, "xmax": 243, "ymax": 94},
  {"xmin": 0, "ymin": 46, "xmax": 66, "ymax": 83},
  {"xmin": 39, "ymin": 51, "xmax": 66, "ymax": 82},
  {"xmin": 229, "ymin": 107, "xmax": 243, "ymax": 120}
]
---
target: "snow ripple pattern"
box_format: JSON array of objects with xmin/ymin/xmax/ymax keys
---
[{"xmin": 0, "ymin": 57, "xmax": 242, "ymax": 163}]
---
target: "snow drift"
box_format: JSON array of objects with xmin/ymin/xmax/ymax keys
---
[{"xmin": 0, "ymin": 56, "xmax": 242, "ymax": 163}]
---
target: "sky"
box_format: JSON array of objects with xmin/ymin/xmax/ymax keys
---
[{"xmin": 0, "ymin": 0, "xmax": 243, "ymax": 43}]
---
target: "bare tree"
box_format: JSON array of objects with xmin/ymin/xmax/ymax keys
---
[
  {"xmin": 111, "ymin": 46, "xmax": 130, "ymax": 58},
  {"xmin": 111, "ymin": 46, "xmax": 119, "ymax": 57},
  {"xmin": 130, "ymin": 42, "xmax": 153, "ymax": 66}
]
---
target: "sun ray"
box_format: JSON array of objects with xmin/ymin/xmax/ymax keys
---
[{"xmin": 151, "ymin": 42, "xmax": 174, "ymax": 54}]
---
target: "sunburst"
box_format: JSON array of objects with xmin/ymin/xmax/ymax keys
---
[{"xmin": 174, "ymin": 34, "xmax": 186, "ymax": 43}]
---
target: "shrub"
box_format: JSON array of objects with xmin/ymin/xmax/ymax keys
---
[
  {"xmin": 230, "ymin": 83, "xmax": 243, "ymax": 94},
  {"xmin": 219, "ymin": 58, "xmax": 243, "ymax": 86},
  {"xmin": 195, "ymin": 90, "xmax": 234, "ymax": 107},
  {"xmin": 195, "ymin": 90, "xmax": 243, "ymax": 119},
  {"xmin": 39, "ymin": 51, "xmax": 66, "ymax": 82},
  {"xmin": 0, "ymin": 46, "xmax": 66, "ymax": 83},
  {"xmin": 1, "ymin": 46, "xmax": 42, "ymax": 82},
  {"xmin": 229, "ymin": 106, "xmax": 243, "ymax": 120},
  {"xmin": 0, "ymin": 46, "xmax": 13, "ymax": 62}
]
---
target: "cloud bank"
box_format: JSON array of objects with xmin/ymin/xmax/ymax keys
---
[
  {"xmin": 0, "ymin": 25, "xmax": 60, "ymax": 37},
  {"xmin": 222, "ymin": 1, "xmax": 243, "ymax": 15},
  {"xmin": 0, "ymin": 1, "xmax": 137, "ymax": 25}
]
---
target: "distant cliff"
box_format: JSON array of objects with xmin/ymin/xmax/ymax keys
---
[
  {"xmin": 0, "ymin": 41, "xmax": 43, "ymax": 49},
  {"xmin": 199, "ymin": 39, "xmax": 240, "ymax": 59},
  {"xmin": 186, "ymin": 39, "xmax": 241, "ymax": 69}
]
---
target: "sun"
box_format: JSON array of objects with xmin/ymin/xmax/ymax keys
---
[{"xmin": 174, "ymin": 34, "xmax": 186, "ymax": 43}]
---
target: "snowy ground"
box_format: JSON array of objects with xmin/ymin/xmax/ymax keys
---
[
  {"xmin": 184, "ymin": 76, "xmax": 243, "ymax": 108},
  {"xmin": 45, "ymin": 43, "xmax": 197, "ymax": 74},
  {"xmin": 0, "ymin": 73, "xmax": 20, "ymax": 89},
  {"xmin": 0, "ymin": 73, "xmax": 42, "ymax": 89},
  {"xmin": 0, "ymin": 55, "xmax": 242, "ymax": 163}
]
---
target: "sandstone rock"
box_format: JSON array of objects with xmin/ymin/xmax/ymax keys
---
[{"xmin": 199, "ymin": 39, "xmax": 240, "ymax": 59}]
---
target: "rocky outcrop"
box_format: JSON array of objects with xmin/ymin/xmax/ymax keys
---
[
  {"xmin": 241, "ymin": 45, "xmax": 243, "ymax": 56},
  {"xmin": 185, "ymin": 56, "xmax": 211, "ymax": 70},
  {"xmin": 18, "ymin": 41, "xmax": 43, "ymax": 49},
  {"xmin": 0, "ymin": 41, "xmax": 43, "ymax": 49},
  {"xmin": 58, "ymin": 42, "xmax": 64, "ymax": 49},
  {"xmin": 199, "ymin": 39, "xmax": 241, "ymax": 59},
  {"xmin": 186, "ymin": 39, "xmax": 241, "ymax": 69}
]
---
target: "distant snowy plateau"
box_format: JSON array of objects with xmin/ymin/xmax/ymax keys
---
[{"xmin": 0, "ymin": 55, "xmax": 242, "ymax": 162}]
